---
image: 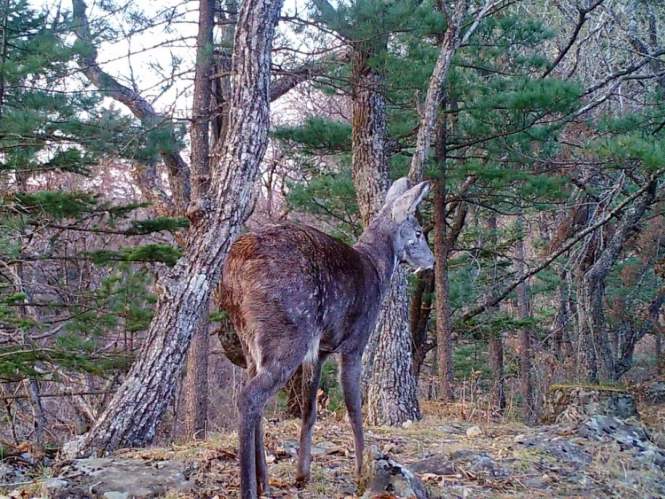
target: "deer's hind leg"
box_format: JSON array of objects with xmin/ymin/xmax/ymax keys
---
[
  {"xmin": 340, "ymin": 352, "xmax": 364, "ymax": 479},
  {"xmin": 295, "ymin": 352, "xmax": 328, "ymax": 484},
  {"xmin": 238, "ymin": 335, "xmax": 308, "ymax": 499}
]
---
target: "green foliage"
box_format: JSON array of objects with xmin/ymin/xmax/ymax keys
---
[
  {"xmin": 126, "ymin": 217, "xmax": 190, "ymax": 235},
  {"xmin": 12, "ymin": 191, "xmax": 99, "ymax": 219},
  {"xmin": 287, "ymin": 170, "xmax": 361, "ymax": 241},
  {"xmin": 86, "ymin": 244, "xmax": 182, "ymax": 266},
  {"xmin": 273, "ymin": 117, "xmax": 352, "ymax": 154}
]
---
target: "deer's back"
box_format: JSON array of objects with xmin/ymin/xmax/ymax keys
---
[{"xmin": 221, "ymin": 223, "xmax": 380, "ymax": 358}]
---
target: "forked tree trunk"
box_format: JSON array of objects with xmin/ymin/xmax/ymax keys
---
[
  {"xmin": 575, "ymin": 179, "xmax": 657, "ymax": 382},
  {"xmin": 62, "ymin": 0, "xmax": 284, "ymax": 457}
]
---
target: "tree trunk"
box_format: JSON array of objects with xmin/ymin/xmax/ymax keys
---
[
  {"xmin": 410, "ymin": 270, "xmax": 434, "ymax": 381},
  {"xmin": 181, "ymin": 0, "xmax": 215, "ymax": 442},
  {"xmin": 62, "ymin": 0, "xmax": 284, "ymax": 457},
  {"xmin": 182, "ymin": 322, "xmax": 210, "ymax": 440},
  {"xmin": 348, "ymin": 42, "xmax": 421, "ymax": 424},
  {"xmin": 487, "ymin": 215, "xmax": 506, "ymax": 414},
  {"xmin": 366, "ymin": 268, "xmax": 421, "ymax": 425},
  {"xmin": 433, "ymin": 180, "xmax": 454, "ymax": 402},
  {"xmin": 575, "ymin": 179, "xmax": 657, "ymax": 381},
  {"xmin": 285, "ymin": 366, "xmax": 304, "ymax": 418},
  {"xmin": 515, "ymin": 216, "xmax": 535, "ymax": 424},
  {"xmin": 350, "ymin": 45, "xmax": 389, "ymax": 227},
  {"xmin": 657, "ymin": 329, "xmax": 663, "ymax": 376}
]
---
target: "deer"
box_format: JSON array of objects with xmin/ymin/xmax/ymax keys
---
[{"xmin": 219, "ymin": 178, "xmax": 434, "ymax": 499}]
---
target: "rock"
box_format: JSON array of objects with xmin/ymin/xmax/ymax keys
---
[
  {"xmin": 514, "ymin": 434, "xmax": 592, "ymax": 467},
  {"xmin": 410, "ymin": 456, "xmax": 456, "ymax": 476},
  {"xmin": 43, "ymin": 478, "xmax": 68, "ymax": 490},
  {"xmin": 543, "ymin": 384, "xmax": 638, "ymax": 423},
  {"xmin": 402, "ymin": 420, "xmax": 413, "ymax": 429},
  {"xmin": 311, "ymin": 440, "xmax": 345, "ymax": 456},
  {"xmin": 0, "ymin": 463, "xmax": 25, "ymax": 485},
  {"xmin": 578, "ymin": 415, "xmax": 665, "ymax": 469},
  {"xmin": 45, "ymin": 457, "xmax": 193, "ymax": 498},
  {"xmin": 465, "ymin": 425, "xmax": 483, "ymax": 438},
  {"xmin": 361, "ymin": 453, "xmax": 428, "ymax": 499},
  {"xmin": 449, "ymin": 450, "xmax": 508, "ymax": 479},
  {"xmin": 645, "ymin": 381, "xmax": 665, "ymax": 405}
]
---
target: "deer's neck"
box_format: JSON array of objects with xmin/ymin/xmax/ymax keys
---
[{"xmin": 353, "ymin": 218, "xmax": 398, "ymax": 293}]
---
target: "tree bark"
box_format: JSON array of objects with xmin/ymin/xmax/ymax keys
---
[
  {"xmin": 433, "ymin": 178, "xmax": 455, "ymax": 402},
  {"xmin": 366, "ymin": 268, "xmax": 421, "ymax": 425},
  {"xmin": 487, "ymin": 215, "xmax": 506, "ymax": 414},
  {"xmin": 348, "ymin": 39, "xmax": 421, "ymax": 425},
  {"xmin": 410, "ymin": 270, "xmax": 434, "ymax": 381},
  {"xmin": 62, "ymin": 0, "xmax": 284, "ymax": 457},
  {"xmin": 181, "ymin": 0, "xmax": 215, "ymax": 442},
  {"xmin": 350, "ymin": 45, "xmax": 389, "ymax": 227},
  {"xmin": 515, "ymin": 215, "xmax": 535, "ymax": 424},
  {"xmin": 657, "ymin": 328, "xmax": 663, "ymax": 376}
]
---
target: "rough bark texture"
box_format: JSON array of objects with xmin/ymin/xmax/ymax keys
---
[
  {"xmin": 350, "ymin": 47, "xmax": 389, "ymax": 227},
  {"xmin": 62, "ymin": 0, "xmax": 284, "ymax": 457},
  {"xmin": 433, "ymin": 180, "xmax": 455, "ymax": 402},
  {"xmin": 515, "ymin": 216, "xmax": 535, "ymax": 424},
  {"xmin": 181, "ymin": 0, "xmax": 215, "ymax": 441},
  {"xmin": 348, "ymin": 42, "xmax": 421, "ymax": 425},
  {"xmin": 410, "ymin": 270, "xmax": 434, "ymax": 381},
  {"xmin": 366, "ymin": 268, "xmax": 421, "ymax": 425},
  {"xmin": 657, "ymin": 328, "xmax": 663, "ymax": 376},
  {"xmin": 406, "ymin": 1, "xmax": 465, "ymax": 184},
  {"xmin": 487, "ymin": 215, "xmax": 506, "ymax": 414}
]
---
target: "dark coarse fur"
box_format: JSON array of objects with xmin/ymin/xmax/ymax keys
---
[{"xmin": 221, "ymin": 223, "xmax": 389, "ymax": 366}]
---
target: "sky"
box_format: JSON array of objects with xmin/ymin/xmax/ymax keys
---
[{"xmin": 31, "ymin": 0, "xmax": 307, "ymax": 120}]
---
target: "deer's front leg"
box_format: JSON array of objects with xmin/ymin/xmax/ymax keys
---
[
  {"xmin": 296, "ymin": 355, "xmax": 326, "ymax": 484},
  {"xmin": 340, "ymin": 353, "xmax": 364, "ymax": 478}
]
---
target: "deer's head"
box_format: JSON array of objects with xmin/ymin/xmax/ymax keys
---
[{"xmin": 382, "ymin": 178, "xmax": 434, "ymax": 271}]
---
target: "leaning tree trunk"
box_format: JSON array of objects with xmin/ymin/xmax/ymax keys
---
[{"xmin": 62, "ymin": 0, "xmax": 284, "ymax": 457}]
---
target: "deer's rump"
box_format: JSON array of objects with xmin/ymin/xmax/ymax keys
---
[{"xmin": 220, "ymin": 223, "xmax": 378, "ymax": 363}]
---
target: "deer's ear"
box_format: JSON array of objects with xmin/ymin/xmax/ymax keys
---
[
  {"xmin": 390, "ymin": 181, "xmax": 430, "ymax": 224},
  {"xmin": 384, "ymin": 177, "xmax": 410, "ymax": 206}
]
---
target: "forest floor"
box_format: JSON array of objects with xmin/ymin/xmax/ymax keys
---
[{"xmin": 2, "ymin": 399, "xmax": 665, "ymax": 498}]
